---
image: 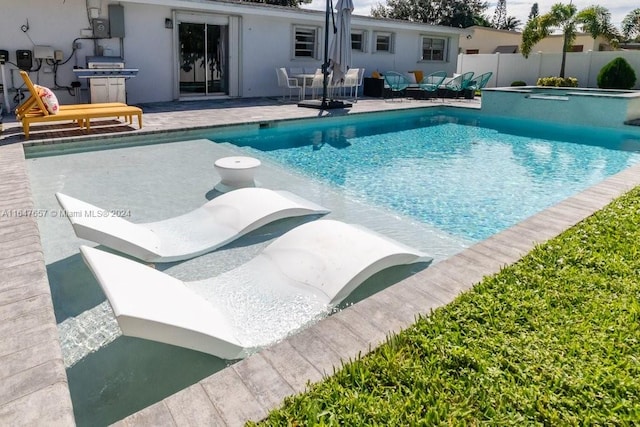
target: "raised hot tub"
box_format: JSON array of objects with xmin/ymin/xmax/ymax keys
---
[{"xmin": 481, "ymin": 86, "xmax": 640, "ymax": 129}]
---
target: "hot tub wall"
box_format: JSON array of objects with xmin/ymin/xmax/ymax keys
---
[{"xmin": 481, "ymin": 87, "xmax": 640, "ymax": 129}]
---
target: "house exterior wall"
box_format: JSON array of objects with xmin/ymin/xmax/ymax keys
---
[
  {"xmin": 459, "ymin": 28, "xmax": 521, "ymax": 54},
  {"xmin": 0, "ymin": 0, "xmax": 91, "ymax": 105},
  {"xmin": 122, "ymin": 3, "xmax": 176, "ymax": 103},
  {"xmin": 0, "ymin": 0, "xmax": 462, "ymax": 106},
  {"xmin": 534, "ymin": 34, "xmax": 608, "ymax": 52}
]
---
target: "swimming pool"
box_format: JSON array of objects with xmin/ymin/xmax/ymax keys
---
[
  {"xmin": 209, "ymin": 109, "xmax": 640, "ymax": 241},
  {"xmin": 26, "ymin": 107, "xmax": 640, "ymax": 425}
]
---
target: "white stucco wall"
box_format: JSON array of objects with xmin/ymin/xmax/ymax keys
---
[
  {"xmin": 120, "ymin": 3, "xmax": 175, "ymax": 103},
  {"xmin": 239, "ymin": 13, "xmax": 461, "ymax": 97},
  {"xmin": 1, "ymin": 0, "xmax": 462, "ymax": 106},
  {"xmin": 1, "ymin": 0, "xmax": 92, "ymax": 105},
  {"xmin": 1, "ymin": 0, "xmax": 185, "ymax": 104}
]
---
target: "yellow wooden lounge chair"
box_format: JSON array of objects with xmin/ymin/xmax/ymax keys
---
[
  {"xmin": 15, "ymin": 95, "xmax": 126, "ymax": 120},
  {"xmin": 15, "ymin": 72, "xmax": 127, "ymax": 119},
  {"xmin": 16, "ymin": 70, "xmax": 142, "ymax": 139}
]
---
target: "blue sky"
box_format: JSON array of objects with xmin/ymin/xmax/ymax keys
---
[{"xmin": 301, "ymin": 1, "xmax": 637, "ymax": 30}]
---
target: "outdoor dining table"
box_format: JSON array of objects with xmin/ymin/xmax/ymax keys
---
[{"xmin": 293, "ymin": 73, "xmax": 315, "ymax": 100}]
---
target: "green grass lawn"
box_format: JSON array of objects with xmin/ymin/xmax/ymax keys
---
[{"xmin": 252, "ymin": 187, "xmax": 640, "ymax": 425}]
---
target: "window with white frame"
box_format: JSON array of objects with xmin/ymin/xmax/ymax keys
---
[
  {"xmin": 351, "ymin": 30, "xmax": 367, "ymax": 52},
  {"xmin": 373, "ymin": 32, "xmax": 394, "ymax": 53},
  {"xmin": 293, "ymin": 26, "xmax": 319, "ymax": 58},
  {"xmin": 421, "ymin": 37, "xmax": 446, "ymax": 61}
]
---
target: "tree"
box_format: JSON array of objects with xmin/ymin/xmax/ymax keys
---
[
  {"xmin": 520, "ymin": 4, "xmax": 619, "ymax": 78},
  {"xmin": 622, "ymin": 9, "xmax": 640, "ymax": 41},
  {"xmin": 474, "ymin": 14, "xmax": 492, "ymax": 28},
  {"xmin": 579, "ymin": 5, "xmax": 619, "ymax": 43},
  {"xmin": 371, "ymin": 0, "xmax": 489, "ymax": 28},
  {"xmin": 502, "ymin": 16, "xmax": 522, "ymax": 31},
  {"xmin": 492, "ymin": 0, "xmax": 507, "ymax": 29},
  {"xmin": 597, "ymin": 57, "xmax": 637, "ymax": 89},
  {"xmin": 528, "ymin": 3, "xmax": 539, "ymax": 21}
]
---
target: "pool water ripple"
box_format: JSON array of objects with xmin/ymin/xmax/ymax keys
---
[{"xmin": 220, "ymin": 114, "xmax": 640, "ymax": 241}]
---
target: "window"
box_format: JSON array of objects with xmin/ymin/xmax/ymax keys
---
[
  {"xmin": 351, "ymin": 30, "xmax": 367, "ymax": 52},
  {"xmin": 293, "ymin": 26, "xmax": 319, "ymax": 59},
  {"xmin": 570, "ymin": 45, "xmax": 584, "ymax": 52},
  {"xmin": 373, "ymin": 32, "xmax": 394, "ymax": 53},
  {"xmin": 466, "ymin": 49, "xmax": 479, "ymax": 54},
  {"xmin": 421, "ymin": 37, "xmax": 446, "ymax": 61}
]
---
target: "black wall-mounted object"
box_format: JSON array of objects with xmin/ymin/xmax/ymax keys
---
[
  {"xmin": 0, "ymin": 50, "xmax": 8, "ymax": 64},
  {"xmin": 16, "ymin": 50, "xmax": 32, "ymax": 70}
]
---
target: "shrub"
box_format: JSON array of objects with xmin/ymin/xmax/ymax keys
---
[
  {"xmin": 536, "ymin": 76, "xmax": 578, "ymax": 87},
  {"xmin": 510, "ymin": 81, "xmax": 527, "ymax": 86},
  {"xmin": 597, "ymin": 57, "xmax": 637, "ymax": 89}
]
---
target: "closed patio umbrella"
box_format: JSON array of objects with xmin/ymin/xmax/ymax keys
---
[{"xmin": 328, "ymin": 0, "xmax": 353, "ymax": 85}]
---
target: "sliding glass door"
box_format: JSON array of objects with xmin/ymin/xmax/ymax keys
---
[{"xmin": 178, "ymin": 18, "xmax": 229, "ymax": 97}]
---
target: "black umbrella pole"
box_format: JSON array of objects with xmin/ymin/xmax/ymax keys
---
[
  {"xmin": 321, "ymin": 0, "xmax": 331, "ymax": 107},
  {"xmin": 297, "ymin": 0, "xmax": 351, "ymax": 110}
]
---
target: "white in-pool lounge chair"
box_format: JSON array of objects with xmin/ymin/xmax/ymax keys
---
[
  {"xmin": 56, "ymin": 188, "xmax": 329, "ymax": 263},
  {"xmin": 79, "ymin": 219, "xmax": 432, "ymax": 359}
]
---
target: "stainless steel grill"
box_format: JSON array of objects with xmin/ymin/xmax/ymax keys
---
[{"xmin": 74, "ymin": 56, "xmax": 138, "ymax": 103}]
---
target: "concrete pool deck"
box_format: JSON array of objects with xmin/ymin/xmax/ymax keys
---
[{"xmin": 2, "ymin": 95, "xmax": 640, "ymax": 426}]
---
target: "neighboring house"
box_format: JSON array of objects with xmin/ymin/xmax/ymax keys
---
[
  {"xmin": 459, "ymin": 25, "xmax": 613, "ymax": 55},
  {"xmin": 0, "ymin": 0, "xmax": 464, "ymax": 105}
]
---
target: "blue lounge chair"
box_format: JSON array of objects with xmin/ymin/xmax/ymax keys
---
[
  {"xmin": 418, "ymin": 71, "xmax": 447, "ymax": 100},
  {"xmin": 383, "ymin": 71, "xmax": 411, "ymax": 101}
]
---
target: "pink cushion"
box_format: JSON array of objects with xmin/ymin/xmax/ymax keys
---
[{"xmin": 34, "ymin": 84, "xmax": 60, "ymax": 114}]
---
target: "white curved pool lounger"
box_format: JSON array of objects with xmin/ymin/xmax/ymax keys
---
[
  {"xmin": 80, "ymin": 219, "xmax": 432, "ymax": 360},
  {"xmin": 56, "ymin": 188, "xmax": 329, "ymax": 263}
]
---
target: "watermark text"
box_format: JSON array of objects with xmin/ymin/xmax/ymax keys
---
[{"xmin": 0, "ymin": 209, "xmax": 132, "ymax": 218}]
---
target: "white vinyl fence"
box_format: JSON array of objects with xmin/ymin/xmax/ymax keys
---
[{"xmin": 457, "ymin": 50, "xmax": 640, "ymax": 89}]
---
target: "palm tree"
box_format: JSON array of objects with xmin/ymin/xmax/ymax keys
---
[
  {"xmin": 622, "ymin": 9, "xmax": 640, "ymax": 41},
  {"xmin": 503, "ymin": 16, "xmax": 522, "ymax": 31},
  {"xmin": 520, "ymin": 4, "xmax": 619, "ymax": 78},
  {"xmin": 579, "ymin": 5, "xmax": 619, "ymax": 42}
]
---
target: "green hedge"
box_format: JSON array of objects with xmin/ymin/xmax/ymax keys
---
[{"xmin": 536, "ymin": 76, "xmax": 579, "ymax": 87}]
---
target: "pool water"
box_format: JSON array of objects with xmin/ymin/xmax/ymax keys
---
[
  {"xmin": 26, "ymin": 108, "xmax": 640, "ymax": 426},
  {"xmin": 210, "ymin": 110, "xmax": 640, "ymax": 241}
]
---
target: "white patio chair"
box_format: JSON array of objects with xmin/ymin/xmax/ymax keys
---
[
  {"xmin": 310, "ymin": 68, "xmax": 325, "ymax": 99},
  {"xmin": 354, "ymin": 68, "xmax": 365, "ymax": 102},
  {"xmin": 276, "ymin": 67, "xmax": 302, "ymax": 101},
  {"xmin": 342, "ymin": 68, "xmax": 365, "ymax": 101}
]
